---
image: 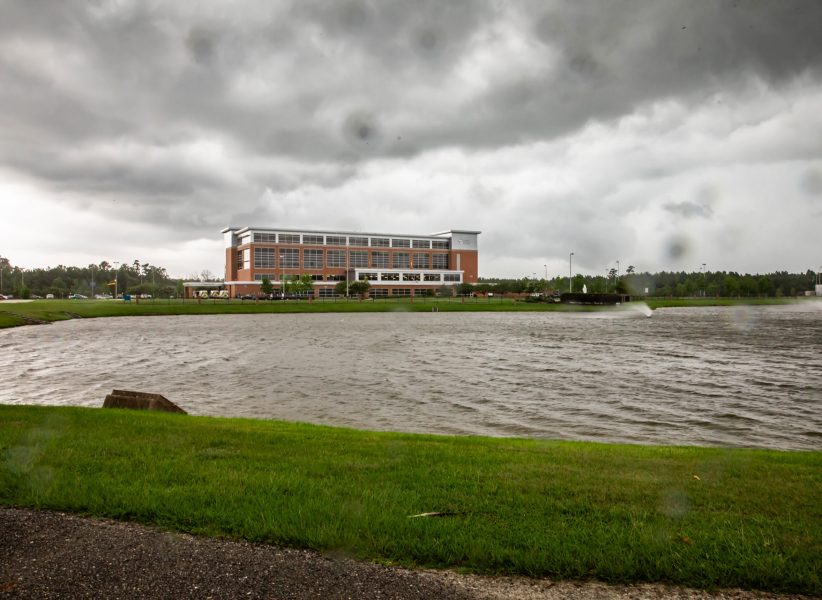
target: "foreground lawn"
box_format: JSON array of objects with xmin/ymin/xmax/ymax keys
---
[
  {"xmin": 0, "ymin": 406, "xmax": 819, "ymax": 594},
  {"xmin": 0, "ymin": 296, "xmax": 805, "ymax": 330}
]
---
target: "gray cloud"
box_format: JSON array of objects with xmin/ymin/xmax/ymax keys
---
[{"xmin": 1, "ymin": 0, "xmax": 821, "ymax": 276}]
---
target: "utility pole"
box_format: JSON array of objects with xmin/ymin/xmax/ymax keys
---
[{"xmin": 569, "ymin": 252, "xmax": 574, "ymax": 293}]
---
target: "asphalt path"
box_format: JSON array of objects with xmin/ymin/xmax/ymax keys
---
[{"xmin": 0, "ymin": 507, "xmax": 810, "ymax": 600}]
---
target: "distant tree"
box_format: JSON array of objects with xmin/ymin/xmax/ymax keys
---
[
  {"xmin": 626, "ymin": 265, "xmax": 635, "ymax": 275},
  {"xmin": 457, "ymin": 282, "xmax": 474, "ymax": 296},
  {"xmin": 334, "ymin": 280, "xmax": 348, "ymax": 296},
  {"xmin": 294, "ymin": 274, "xmax": 314, "ymax": 295},
  {"xmin": 260, "ymin": 277, "xmax": 273, "ymax": 295},
  {"xmin": 615, "ymin": 278, "xmax": 629, "ymax": 294},
  {"xmin": 348, "ymin": 280, "xmax": 371, "ymax": 298}
]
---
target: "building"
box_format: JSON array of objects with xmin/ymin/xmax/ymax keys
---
[{"xmin": 220, "ymin": 226, "xmax": 480, "ymax": 298}]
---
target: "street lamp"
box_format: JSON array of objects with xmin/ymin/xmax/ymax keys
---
[
  {"xmin": 569, "ymin": 252, "xmax": 574, "ymax": 293},
  {"xmin": 616, "ymin": 260, "xmax": 620, "ymax": 279},
  {"xmin": 113, "ymin": 261, "xmax": 119, "ymax": 299}
]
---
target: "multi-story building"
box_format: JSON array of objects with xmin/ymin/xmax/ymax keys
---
[{"xmin": 221, "ymin": 226, "xmax": 480, "ymax": 298}]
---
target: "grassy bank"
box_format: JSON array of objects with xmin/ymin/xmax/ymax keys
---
[
  {"xmin": 1, "ymin": 405, "xmax": 819, "ymax": 594},
  {"xmin": 0, "ymin": 296, "xmax": 807, "ymax": 329}
]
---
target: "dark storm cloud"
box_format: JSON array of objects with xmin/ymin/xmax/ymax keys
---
[{"xmin": 2, "ymin": 0, "xmax": 821, "ymax": 276}]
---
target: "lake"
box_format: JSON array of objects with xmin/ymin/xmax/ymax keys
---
[{"xmin": 1, "ymin": 303, "xmax": 820, "ymax": 450}]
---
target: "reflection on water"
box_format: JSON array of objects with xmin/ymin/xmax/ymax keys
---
[{"xmin": 1, "ymin": 304, "xmax": 820, "ymax": 450}]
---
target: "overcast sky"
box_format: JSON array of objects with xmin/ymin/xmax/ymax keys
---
[{"xmin": 1, "ymin": 0, "xmax": 820, "ymax": 278}]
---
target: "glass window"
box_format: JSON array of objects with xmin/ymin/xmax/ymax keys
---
[
  {"xmin": 371, "ymin": 288, "xmax": 388, "ymax": 298},
  {"xmin": 413, "ymin": 253, "xmax": 430, "ymax": 269},
  {"xmin": 253, "ymin": 232, "xmax": 277, "ymax": 243},
  {"xmin": 359, "ymin": 272, "xmax": 378, "ymax": 281},
  {"xmin": 236, "ymin": 250, "xmax": 244, "ymax": 271},
  {"xmin": 326, "ymin": 236, "xmax": 346, "ymax": 246},
  {"xmin": 254, "ymin": 273, "xmax": 276, "ymax": 281},
  {"xmin": 348, "ymin": 236, "xmax": 368, "ymax": 247},
  {"xmin": 380, "ymin": 272, "xmax": 400, "ymax": 281},
  {"xmin": 432, "ymin": 254, "xmax": 448, "ymax": 269},
  {"xmin": 279, "ymin": 233, "xmax": 300, "ymax": 245},
  {"xmin": 444, "ymin": 273, "xmax": 461, "ymax": 282},
  {"xmin": 370, "ymin": 237, "xmax": 389, "ymax": 247},
  {"xmin": 403, "ymin": 273, "xmax": 420, "ymax": 281},
  {"xmin": 303, "ymin": 234, "xmax": 324, "ymax": 245},
  {"xmin": 279, "ymin": 248, "xmax": 299, "ymax": 268},
  {"xmin": 254, "ymin": 247, "xmax": 276, "ymax": 269},
  {"xmin": 350, "ymin": 251, "xmax": 368, "ymax": 268},
  {"xmin": 392, "ymin": 253, "xmax": 410, "ymax": 269},
  {"xmin": 424, "ymin": 273, "xmax": 441, "ymax": 281},
  {"xmin": 412, "ymin": 239, "xmax": 430, "ymax": 249},
  {"xmin": 318, "ymin": 288, "xmax": 337, "ymax": 298},
  {"xmin": 392, "ymin": 288, "xmax": 411, "ymax": 296},
  {"xmin": 243, "ymin": 248, "xmax": 251, "ymax": 270},
  {"xmin": 303, "ymin": 249, "xmax": 323, "ymax": 269},
  {"xmin": 371, "ymin": 251, "xmax": 388, "ymax": 268},
  {"xmin": 326, "ymin": 274, "xmax": 346, "ymax": 281},
  {"xmin": 432, "ymin": 240, "xmax": 450, "ymax": 249},
  {"xmin": 327, "ymin": 250, "xmax": 346, "ymax": 267},
  {"xmin": 391, "ymin": 238, "xmax": 411, "ymax": 248}
]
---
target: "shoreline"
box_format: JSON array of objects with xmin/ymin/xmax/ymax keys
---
[{"xmin": 0, "ymin": 297, "xmax": 810, "ymax": 330}]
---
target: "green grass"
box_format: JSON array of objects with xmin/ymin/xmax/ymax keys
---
[
  {"xmin": 0, "ymin": 296, "xmax": 807, "ymax": 330},
  {"xmin": 1, "ymin": 405, "xmax": 819, "ymax": 594}
]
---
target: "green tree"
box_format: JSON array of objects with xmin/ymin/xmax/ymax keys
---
[
  {"xmin": 260, "ymin": 277, "xmax": 273, "ymax": 295},
  {"xmin": 348, "ymin": 280, "xmax": 371, "ymax": 298},
  {"xmin": 292, "ymin": 274, "xmax": 314, "ymax": 296},
  {"xmin": 457, "ymin": 282, "xmax": 474, "ymax": 296},
  {"xmin": 334, "ymin": 281, "xmax": 349, "ymax": 296}
]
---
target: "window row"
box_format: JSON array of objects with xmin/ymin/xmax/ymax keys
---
[
  {"xmin": 253, "ymin": 272, "xmax": 462, "ymax": 283},
  {"xmin": 358, "ymin": 272, "xmax": 462, "ymax": 283},
  {"xmin": 250, "ymin": 232, "xmax": 450, "ymax": 249},
  {"xmin": 242, "ymin": 249, "xmax": 449, "ymax": 270}
]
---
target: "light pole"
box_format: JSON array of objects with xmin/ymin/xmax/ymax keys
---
[
  {"xmin": 113, "ymin": 261, "xmax": 119, "ymax": 299},
  {"xmin": 90, "ymin": 264, "xmax": 95, "ymax": 297},
  {"xmin": 569, "ymin": 252, "xmax": 574, "ymax": 293},
  {"xmin": 616, "ymin": 260, "xmax": 620, "ymax": 279},
  {"xmin": 702, "ymin": 263, "xmax": 707, "ymax": 297}
]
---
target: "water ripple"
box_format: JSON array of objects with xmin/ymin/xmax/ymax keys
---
[{"xmin": 1, "ymin": 306, "xmax": 821, "ymax": 450}]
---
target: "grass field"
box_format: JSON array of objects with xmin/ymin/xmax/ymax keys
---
[
  {"xmin": 1, "ymin": 405, "xmax": 819, "ymax": 594},
  {"xmin": 0, "ymin": 296, "xmax": 804, "ymax": 330}
]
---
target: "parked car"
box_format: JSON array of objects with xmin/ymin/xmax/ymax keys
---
[
  {"xmin": 67, "ymin": 293, "xmax": 88, "ymax": 299},
  {"xmin": 30, "ymin": 294, "xmax": 44, "ymax": 299},
  {"xmin": 46, "ymin": 294, "xmax": 55, "ymax": 299},
  {"xmin": 94, "ymin": 294, "xmax": 113, "ymax": 299},
  {"xmin": 0, "ymin": 294, "xmax": 8, "ymax": 301}
]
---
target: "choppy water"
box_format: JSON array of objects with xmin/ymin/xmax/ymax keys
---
[{"xmin": 1, "ymin": 303, "xmax": 821, "ymax": 450}]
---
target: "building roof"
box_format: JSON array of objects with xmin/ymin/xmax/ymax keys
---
[{"xmin": 221, "ymin": 226, "xmax": 481, "ymax": 238}]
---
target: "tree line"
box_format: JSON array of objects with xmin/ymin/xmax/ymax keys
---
[
  {"xmin": 477, "ymin": 268, "xmax": 819, "ymax": 298},
  {"xmin": 0, "ymin": 256, "xmax": 181, "ymax": 298},
  {"xmin": 1, "ymin": 254, "xmax": 818, "ymax": 299}
]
